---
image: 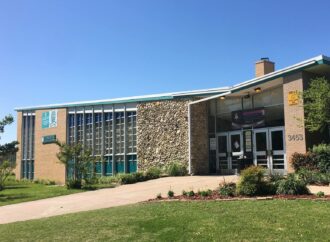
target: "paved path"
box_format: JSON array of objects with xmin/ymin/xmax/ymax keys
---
[{"xmin": 0, "ymin": 175, "xmax": 237, "ymax": 224}]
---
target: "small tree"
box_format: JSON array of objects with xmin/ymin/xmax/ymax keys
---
[
  {"xmin": 0, "ymin": 115, "xmax": 18, "ymax": 190},
  {"xmin": 0, "ymin": 161, "xmax": 15, "ymax": 191},
  {"xmin": 303, "ymin": 77, "xmax": 330, "ymax": 132},
  {"xmin": 56, "ymin": 141, "xmax": 97, "ymax": 188}
]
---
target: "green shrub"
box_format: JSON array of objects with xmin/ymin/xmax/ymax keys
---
[
  {"xmin": 276, "ymin": 174, "xmax": 310, "ymax": 195},
  {"xmin": 97, "ymin": 176, "xmax": 119, "ymax": 184},
  {"xmin": 66, "ymin": 179, "xmax": 82, "ymax": 189},
  {"xmin": 316, "ymin": 191, "xmax": 325, "ymax": 197},
  {"xmin": 34, "ymin": 179, "xmax": 56, "ymax": 185},
  {"xmin": 198, "ymin": 189, "xmax": 212, "ymax": 197},
  {"xmin": 291, "ymin": 152, "xmax": 318, "ymax": 171},
  {"xmin": 145, "ymin": 167, "xmax": 161, "ymax": 180},
  {"xmin": 187, "ymin": 190, "xmax": 195, "ymax": 197},
  {"xmin": 117, "ymin": 172, "xmax": 145, "ymax": 184},
  {"xmin": 182, "ymin": 190, "xmax": 187, "ymax": 196},
  {"xmin": 312, "ymin": 144, "xmax": 330, "ymax": 173},
  {"xmin": 297, "ymin": 169, "xmax": 330, "ymax": 185},
  {"xmin": 237, "ymin": 166, "xmax": 267, "ymax": 196},
  {"xmin": 218, "ymin": 182, "xmax": 236, "ymax": 196},
  {"xmin": 166, "ymin": 162, "xmax": 188, "ymax": 176},
  {"xmin": 168, "ymin": 190, "xmax": 174, "ymax": 198}
]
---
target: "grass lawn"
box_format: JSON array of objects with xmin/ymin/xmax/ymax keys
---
[
  {"xmin": 0, "ymin": 177, "xmax": 82, "ymax": 206},
  {"xmin": 0, "ymin": 200, "xmax": 329, "ymax": 241}
]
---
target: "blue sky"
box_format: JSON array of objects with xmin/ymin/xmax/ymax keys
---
[{"xmin": 1, "ymin": 0, "xmax": 330, "ymax": 144}]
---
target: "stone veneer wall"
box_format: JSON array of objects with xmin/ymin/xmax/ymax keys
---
[
  {"xmin": 190, "ymin": 101, "xmax": 209, "ymax": 174},
  {"xmin": 137, "ymin": 100, "xmax": 190, "ymax": 170}
]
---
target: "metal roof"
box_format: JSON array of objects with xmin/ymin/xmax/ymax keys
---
[
  {"xmin": 15, "ymin": 87, "xmax": 230, "ymax": 111},
  {"xmin": 15, "ymin": 54, "xmax": 330, "ymax": 111}
]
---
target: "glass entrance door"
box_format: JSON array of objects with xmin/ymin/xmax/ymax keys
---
[
  {"xmin": 269, "ymin": 127, "xmax": 286, "ymax": 174},
  {"xmin": 217, "ymin": 133, "xmax": 229, "ymax": 171},
  {"xmin": 254, "ymin": 129, "xmax": 269, "ymax": 168},
  {"xmin": 253, "ymin": 127, "xmax": 286, "ymax": 174},
  {"xmin": 217, "ymin": 131, "xmax": 243, "ymax": 174},
  {"xmin": 229, "ymin": 131, "xmax": 243, "ymax": 171}
]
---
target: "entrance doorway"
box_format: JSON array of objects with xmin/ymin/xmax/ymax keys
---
[
  {"xmin": 216, "ymin": 126, "xmax": 286, "ymax": 174},
  {"xmin": 217, "ymin": 131, "xmax": 243, "ymax": 174},
  {"xmin": 253, "ymin": 127, "xmax": 286, "ymax": 174}
]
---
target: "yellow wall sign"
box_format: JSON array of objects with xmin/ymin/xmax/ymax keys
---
[{"xmin": 288, "ymin": 91, "xmax": 299, "ymax": 105}]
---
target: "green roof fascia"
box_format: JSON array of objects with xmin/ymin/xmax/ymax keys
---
[
  {"xmin": 15, "ymin": 95, "xmax": 174, "ymax": 111},
  {"xmin": 231, "ymin": 61, "xmax": 320, "ymax": 93}
]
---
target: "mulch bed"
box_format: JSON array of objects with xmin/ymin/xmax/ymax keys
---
[{"xmin": 148, "ymin": 190, "xmax": 330, "ymax": 202}]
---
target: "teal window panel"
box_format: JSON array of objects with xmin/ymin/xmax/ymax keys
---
[
  {"xmin": 95, "ymin": 162, "xmax": 102, "ymax": 175},
  {"xmin": 128, "ymin": 155, "xmax": 137, "ymax": 173},
  {"xmin": 66, "ymin": 160, "xmax": 75, "ymax": 180},
  {"xmin": 104, "ymin": 157, "xmax": 113, "ymax": 176},
  {"xmin": 115, "ymin": 161, "xmax": 125, "ymax": 173}
]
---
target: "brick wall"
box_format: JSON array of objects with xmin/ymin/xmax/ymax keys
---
[
  {"xmin": 190, "ymin": 101, "xmax": 209, "ymax": 174},
  {"xmin": 34, "ymin": 108, "xmax": 67, "ymax": 184},
  {"xmin": 283, "ymin": 72, "xmax": 307, "ymax": 172}
]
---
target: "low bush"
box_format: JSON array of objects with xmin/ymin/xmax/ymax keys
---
[
  {"xmin": 312, "ymin": 144, "xmax": 330, "ymax": 173},
  {"xmin": 168, "ymin": 190, "xmax": 174, "ymax": 198},
  {"xmin": 291, "ymin": 144, "xmax": 330, "ymax": 173},
  {"xmin": 187, "ymin": 190, "xmax": 195, "ymax": 197},
  {"xmin": 34, "ymin": 179, "xmax": 56, "ymax": 185},
  {"xmin": 166, "ymin": 162, "xmax": 188, "ymax": 176},
  {"xmin": 297, "ymin": 169, "xmax": 330, "ymax": 185},
  {"xmin": 145, "ymin": 167, "xmax": 162, "ymax": 180},
  {"xmin": 97, "ymin": 176, "xmax": 119, "ymax": 184},
  {"xmin": 66, "ymin": 179, "xmax": 82, "ymax": 189},
  {"xmin": 276, "ymin": 174, "xmax": 309, "ymax": 195},
  {"xmin": 237, "ymin": 166, "xmax": 267, "ymax": 196},
  {"xmin": 218, "ymin": 182, "xmax": 236, "ymax": 196},
  {"xmin": 291, "ymin": 152, "xmax": 318, "ymax": 171},
  {"xmin": 198, "ymin": 189, "xmax": 212, "ymax": 197},
  {"xmin": 117, "ymin": 172, "xmax": 146, "ymax": 184},
  {"xmin": 182, "ymin": 190, "xmax": 187, "ymax": 196},
  {"xmin": 316, "ymin": 191, "xmax": 325, "ymax": 197}
]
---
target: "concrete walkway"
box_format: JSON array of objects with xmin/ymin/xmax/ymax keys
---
[{"xmin": 0, "ymin": 175, "xmax": 237, "ymax": 224}]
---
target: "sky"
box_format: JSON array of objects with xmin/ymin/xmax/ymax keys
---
[{"xmin": 1, "ymin": 0, "xmax": 330, "ymax": 144}]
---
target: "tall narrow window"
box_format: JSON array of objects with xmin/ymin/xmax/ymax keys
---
[
  {"xmin": 85, "ymin": 113, "xmax": 93, "ymax": 150},
  {"xmin": 94, "ymin": 113, "xmax": 102, "ymax": 155},
  {"xmin": 104, "ymin": 113, "xmax": 113, "ymax": 155},
  {"xmin": 115, "ymin": 112, "xmax": 125, "ymax": 154},
  {"xmin": 76, "ymin": 114, "xmax": 84, "ymax": 145},
  {"xmin": 68, "ymin": 114, "xmax": 75, "ymax": 145},
  {"xmin": 21, "ymin": 113, "xmax": 35, "ymax": 180},
  {"xmin": 127, "ymin": 111, "xmax": 137, "ymax": 154}
]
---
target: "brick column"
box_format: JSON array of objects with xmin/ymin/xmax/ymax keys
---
[
  {"xmin": 283, "ymin": 72, "xmax": 306, "ymax": 172},
  {"xmin": 190, "ymin": 101, "xmax": 209, "ymax": 174}
]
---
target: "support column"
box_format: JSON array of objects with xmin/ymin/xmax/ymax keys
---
[{"xmin": 283, "ymin": 72, "xmax": 307, "ymax": 172}]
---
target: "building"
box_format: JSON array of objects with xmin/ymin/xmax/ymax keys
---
[{"xmin": 15, "ymin": 55, "xmax": 330, "ymax": 184}]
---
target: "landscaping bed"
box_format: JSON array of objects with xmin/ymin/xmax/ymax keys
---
[{"xmin": 149, "ymin": 190, "xmax": 330, "ymax": 202}]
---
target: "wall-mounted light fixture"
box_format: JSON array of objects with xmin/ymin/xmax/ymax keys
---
[
  {"xmin": 254, "ymin": 87, "xmax": 262, "ymax": 93},
  {"xmin": 220, "ymin": 96, "xmax": 226, "ymax": 100}
]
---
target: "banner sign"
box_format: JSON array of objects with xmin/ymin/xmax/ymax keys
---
[
  {"xmin": 232, "ymin": 109, "xmax": 265, "ymax": 129},
  {"xmin": 42, "ymin": 135, "xmax": 57, "ymax": 144},
  {"xmin": 42, "ymin": 110, "xmax": 58, "ymax": 129}
]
